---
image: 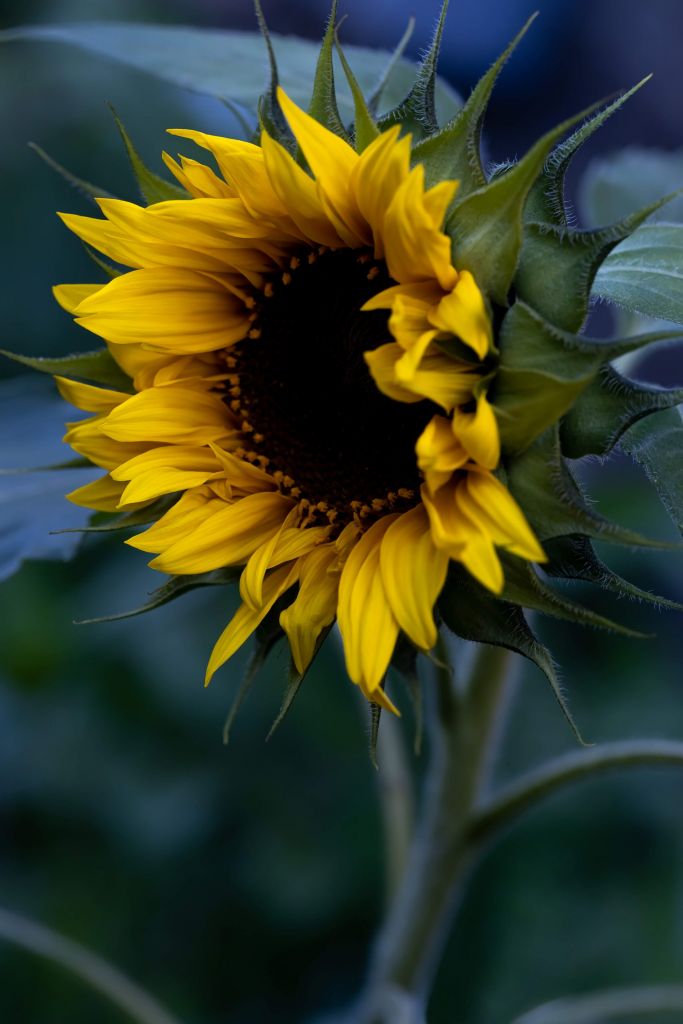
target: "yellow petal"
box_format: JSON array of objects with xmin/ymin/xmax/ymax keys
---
[
  {"xmin": 362, "ymin": 280, "xmax": 443, "ymax": 312},
  {"xmin": 111, "ymin": 445, "xmax": 225, "ymax": 506},
  {"xmin": 358, "ymin": 680, "xmax": 400, "ymax": 715},
  {"xmin": 458, "ymin": 535, "xmax": 504, "ymax": 593},
  {"xmin": 126, "ymin": 487, "xmax": 224, "ymax": 553},
  {"xmin": 451, "ymin": 391, "xmax": 500, "ymax": 469},
  {"xmin": 364, "ymin": 344, "xmax": 424, "ymax": 404},
  {"xmin": 55, "ymin": 376, "xmax": 129, "ymax": 414},
  {"xmin": 351, "ymin": 126, "xmax": 411, "ymax": 257},
  {"xmin": 462, "ymin": 469, "xmax": 546, "ymax": 562},
  {"xmin": 381, "ymin": 165, "xmax": 458, "ymax": 290},
  {"xmin": 394, "ymin": 329, "xmax": 439, "ymax": 381},
  {"xmin": 337, "ymin": 516, "xmax": 400, "ymax": 691},
  {"xmin": 205, "ymin": 561, "xmax": 299, "ymax": 685},
  {"xmin": 100, "ymin": 383, "xmax": 233, "ymax": 445},
  {"xmin": 208, "ymin": 444, "xmax": 276, "ymax": 496},
  {"xmin": 64, "ymin": 415, "xmax": 150, "ymax": 469},
  {"xmin": 276, "ymin": 87, "xmax": 369, "ymax": 246},
  {"xmin": 241, "ymin": 521, "xmax": 331, "ymax": 611},
  {"xmin": 365, "ymin": 343, "xmax": 477, "ymax": 411},
  {"xmin": 74, "ymin": 268, "xmax": 250, "ymax": 353},
  {"xmin": 428, "ymin": 270, "xmax": 492, "ymax": 360},
  {"xmin": 421, "ymin": 478, "xmax": 477, "ymax": 552},
  {"xmin": 66, "ymin": 473, "xmax": 128, "ymax": 512},
  {"xmin": 162, "ymin": 152, "xmax": 235, "ymax": 199},
  {"xmin": 260, "ymin": 131, "xmax": 343, "ymax": 248},
  {"xmin": 380, "ymin": 505, "xmax": 448, "ymax": 650},
  {"xmin": 422, "ymin": 478, "xmax": 508, "ymax": 594},
  {"xmin": 53, "ymin": 283, "xmax": 105, "ymax": 314},
  {"xmin": 149, "ymin": 491, "xmax": 294, "ymax": 574},
  {"xmin": 416, "ymin": 415, "xmax": 469, "ymax": 493},
  {"xmin": 168, "ymin": 130, "xmax": 287, "ymax": 221},
  {"xmin": 106, "ymin": 344, "xmax": 219, "ymax": 392},
  {"xmin": 279, "ymin": 544, "xmax": 340, "ymax": 675}
]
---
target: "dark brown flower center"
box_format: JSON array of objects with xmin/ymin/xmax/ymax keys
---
[{"xmin": 226, "ymin": 248, "xmax": 434, "ymax": 526}]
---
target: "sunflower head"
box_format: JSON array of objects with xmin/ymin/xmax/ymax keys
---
[{"xmin": 38, "ymin": 2, "xmax": 682, "ymax": 738}]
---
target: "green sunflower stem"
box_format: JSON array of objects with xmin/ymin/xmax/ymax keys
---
[{"xmin": 358, "ymin": 639, "xmax": 514, "ymax": 1023}]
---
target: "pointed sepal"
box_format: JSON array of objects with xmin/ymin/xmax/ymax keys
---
[
  {"xmin": 561, "ymin": 365, "xmax": 683, "ymax": 458},
  {"xmin": 516, "ymin": 194, "xmax": 678, "ymax": 332},
  {"xmin": 525, "ymin": 76, "xmax": 652, "ymax": 226},
  {"xmin": 493, "ymin": 300, "xmax": 682, "ymax": 454},
  {"xmin": 335, "ymin": 37, "xmax": 379, "ymax": 152},
  {"xmin": 75, "ymin": 568, "xmax": 240, "ymax": 625},
  {"xmin": 543, "ymin": 534, "xmax": 683, "ymax": 611},
  {"xmin": 377, "ymin": 1, "xmax": 449, "ymax": 138},
  {"xmin": 438, "ymin": 564, "xmax": 586, "ymax": 744},
  {"xmin": 446, "ymin": 104, "xmax": 597, "ymax": 307},
  {"xmin": 307, "ymin": 1, "xmax": 349, "ymax": 139},
  {"xmin": 109, "ymin": 107, "xmax": 187, "ymax": 204},
  {"xmin": 367, "ymin": 18, "xmax": 416, "ymax": 116},
  {"xmin": 1, "ymin": 347, "xmax": 132, "ymax": 390},
  {"xmin": 506, "ymin": 426, "xmax": 674, "ymax": 548},
  {"xmin": 500, "ymin": 553, "xmax": 650, "ymax": 638},
  {"xmin": 413, "ymin": 13, "xmax": 537, "ymax": 193},
  {"xmin": 253, "ymin": 0, "xmax": 291, "ymax": 145},
  {"xmin": 29, "ymin": 142, "xmax": 115, "ymax": 202}
]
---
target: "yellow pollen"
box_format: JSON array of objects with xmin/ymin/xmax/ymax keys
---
[
  {"xmin": 229, "ymin": 399, "xmax": 241, "ymax": 412},
  {"xmin": 248, "ymin": 328, "xmax": 261, "ymax": 339},
  {"xmin": 264, "ymin": 282, "xmax": 274, "ymax": 298},
  {"xmin": 289, "ymin": 256, "xmax": 301, "ymax": 270},
  {"xmin": 253, "ymin": 432, "xmax": 264, "ymax": 443},
  {"xmin": 244, "ymin": 296, "xmax": 256, "ymax": 310},
  {"xmin": 371, "ymin": 498, "xmax": 387, "ymax": 511},
  {"xmin": 281, "ymin": 272, "xmax": 292, "ymax": 286},
  {"xmin": 307, "ymin": 251, "xmax": 317, "ymax": 265},
  {"xmin": 241, "ymin": 420, "xmax": 254, "ymax": 433},
  {"xmin": 397, "ymin": 488, "xmax": 414, "ymax": 499},
  {"xmin": 367, "ymin": 266, "xmax": 380, "ymax": 281}
]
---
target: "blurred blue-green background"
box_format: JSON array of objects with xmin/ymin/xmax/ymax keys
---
[{"xmin": 0, "ymin": 1, "xmax": 682, "ymax": 1022}]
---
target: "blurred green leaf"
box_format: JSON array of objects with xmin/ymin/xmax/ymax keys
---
[
  {"xmin": 580, "ymin": 147, "xmax": 683, "ymax": 227},
  {"xmin": 621, "ymin": 407, "xmax": 683, "ymax": 537},
  {"xmin": 0, "ymin": 22, "xmax": 461, "ymax": 123},
  {"xmin": 0, "ymin": 377, "xmax": 97, "ymax": 581},
  {"xmin": 592, "ymin": 223, "xmax": 683, "ymax": 325},
  {"xmin": 512, "ymin": 983, "xmax": 683, "ymax": 1023}
]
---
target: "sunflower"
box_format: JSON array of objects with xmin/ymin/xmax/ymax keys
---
[{"xmin": 53, "ymin": 84, "xmax": 545, "ymax": 711}]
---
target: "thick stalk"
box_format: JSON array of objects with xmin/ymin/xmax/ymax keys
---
[{"xmin": 357, "ymin": 640, "xmax": 513, "ymax": 1023}]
